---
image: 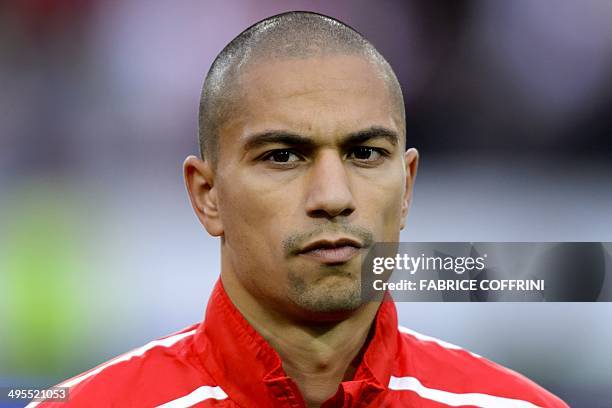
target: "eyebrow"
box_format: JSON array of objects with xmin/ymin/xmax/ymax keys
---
[
  {"xmin": 344, "ymin": 126, "xmax": 399, "ymax": 147},
  {"xmin": 242, "ymin": 126, "xmax": 400, "ymax": 152}
]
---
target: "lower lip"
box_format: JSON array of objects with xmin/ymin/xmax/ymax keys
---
[{"xmin": 299, "ymin": 246, "xmax": 360, "ymax": 264}]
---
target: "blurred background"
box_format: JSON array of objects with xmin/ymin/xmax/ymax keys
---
[{"xmin": 1, "ymin": 0, "xmax": 611, "ymax": 406}]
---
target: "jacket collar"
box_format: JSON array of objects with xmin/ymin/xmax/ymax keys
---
[{"xmin": 194, "ymin": 278, "xmax": 399, "ymax": 407}]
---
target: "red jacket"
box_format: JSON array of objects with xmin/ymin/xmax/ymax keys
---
[{"xmin": 29, "ymin": 279, "xmax": 568, "ymax": 407}]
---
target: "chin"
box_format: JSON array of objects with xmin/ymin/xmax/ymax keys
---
[{"xmin": 288, "ymin": 272, "xmax": 364, "ymax": 318}]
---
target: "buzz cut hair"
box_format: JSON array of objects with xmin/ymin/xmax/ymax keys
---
[{"xmin": 198, "ymin": 11, "xmax": 405, "ymax": 165}]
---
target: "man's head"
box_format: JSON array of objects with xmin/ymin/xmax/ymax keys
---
[{"xmin": 185, "ymin": 11, "xmax": 418, "ymax": 321}]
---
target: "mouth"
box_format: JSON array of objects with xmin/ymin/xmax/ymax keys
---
[{"xmin": 297, "ymin": 237, "xmax": 363, "ymax": 264}]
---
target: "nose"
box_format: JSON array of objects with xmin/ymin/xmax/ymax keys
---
[{"xmin": 304, "ymin": 149, "xmax": 356, "ymax": 219}]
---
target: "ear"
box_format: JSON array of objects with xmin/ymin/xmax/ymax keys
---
[
  {"xmin": 183, "ymin": 155, "xmax": 224, "ymax": 237},
  {"xmin": 400, "ymin": 148, "xmax": 419, "ymax": 230}
]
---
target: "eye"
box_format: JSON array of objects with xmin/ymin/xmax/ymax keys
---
[
  {"xmin": 262, "ymin": 149, "xmax": 301, "ymax": 163},
  {"xmin": 348, "ymin": 147, "xmax": 384, "ymax": 162}
]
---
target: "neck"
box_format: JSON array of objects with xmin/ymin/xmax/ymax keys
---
[{"xmin": 221, "ymin": 271, "xmax": 380, "ymax": 407}]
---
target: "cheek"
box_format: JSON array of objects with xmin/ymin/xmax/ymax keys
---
[
  {"xmin": 217, "ymin": 170, "xmax": 294, "ymax": 257},
  {"xmin": 353, "ymin": 171, "xmax": 405, "ymax": 238}
]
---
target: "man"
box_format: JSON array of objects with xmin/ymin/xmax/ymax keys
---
[{"xmin": 30, "ymin": 12, "xmax": 567, "ymax": 407}]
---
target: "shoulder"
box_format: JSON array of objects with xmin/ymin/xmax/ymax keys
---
[
  {"xmin": 393, "ymin": 326, "xmax": 568, "ymax": 408},
  {"xmin": 27, "ymin": 324, "xmax": 221, "ymax": 407}
]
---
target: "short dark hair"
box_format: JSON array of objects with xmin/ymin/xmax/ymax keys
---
[{"xmin": 198, "ymin": 11, "xmax": 405, "ymax": 164}]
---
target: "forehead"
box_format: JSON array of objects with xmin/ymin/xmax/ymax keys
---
[{"xmin": 221, "ymin": 54, "xmax": 402, "ymax": 144}]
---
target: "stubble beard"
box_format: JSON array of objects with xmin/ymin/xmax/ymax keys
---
[{"xmin": 287, "ymin": 267, "xmax": 363, "ymax": 314}]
